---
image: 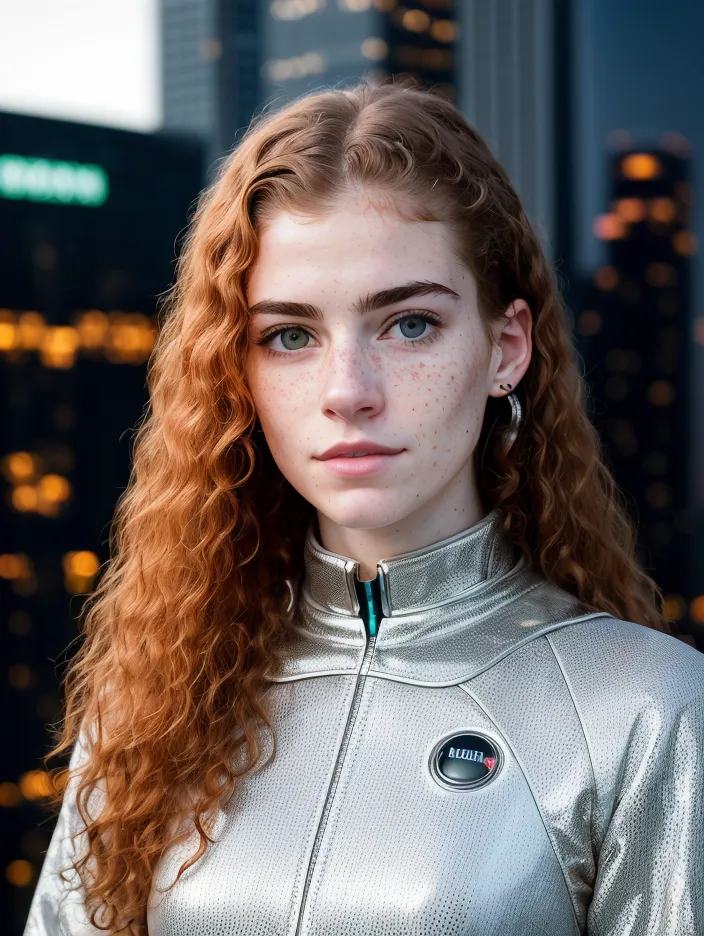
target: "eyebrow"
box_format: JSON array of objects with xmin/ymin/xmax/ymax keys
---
[{"xmin": 247, "ymin": 280, "xmax": 461, "ymax": 320}]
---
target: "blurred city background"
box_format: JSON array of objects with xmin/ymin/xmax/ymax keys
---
[{"xmin": 1, "ymin": 0, "xmax": 703, "ymax": 931}]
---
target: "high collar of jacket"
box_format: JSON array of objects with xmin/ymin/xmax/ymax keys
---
[
  {"xmin": 267, "ymin": 507, "xmax": 605, "ymax": 686},
  {"xmin": 302, "ymin": 506, "xmax": 517, "ymax": 618}
]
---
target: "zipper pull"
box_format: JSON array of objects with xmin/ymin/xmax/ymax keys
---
[
  {"xmin": 354, "ymin": 574, "xmax": 383, "ymax": 639},
  {"xmin": 363, "ymin": 580, "xmax": 378, "ymax": 637}
]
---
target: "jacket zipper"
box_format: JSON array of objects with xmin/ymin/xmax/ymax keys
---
[{"xmin": 293, "ymin": 583, "xmax": 379, "ymax": 936}]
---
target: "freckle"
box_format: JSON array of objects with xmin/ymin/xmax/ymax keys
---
[{"xmin": 450, "ymin": 376, "xmax": 455, "ymax": 381}]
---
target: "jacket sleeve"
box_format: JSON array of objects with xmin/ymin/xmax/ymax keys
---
[
  {"xmin": 587, "ymin": 692, "xmax": 704, "ymax": 935},
  {"xmin": 23, "ymin": 731, "xmax": 104, "ymax": 936}
]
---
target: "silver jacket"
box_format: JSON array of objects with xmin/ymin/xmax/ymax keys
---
[{"xmin": 24, "ymin": 508, "xmax": 704, "ymax": 935}]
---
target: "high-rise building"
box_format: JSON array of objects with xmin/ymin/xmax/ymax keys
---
[
  {"xmin": 456, "ymin": 0, "xmax": 574, "ymax": 268},
  {"xmin": 263, "ymin": 0, "xmax": 457, "ymax": 105},
  {"xmin": 160, "ymin": 0, "xmax": 577, "ymax": 262},
  {"xmin": 161, "ymin": 0, "xmax": 458, "ymax": 174},
  {"xmin": 161, "ymin": 0, "xmax": 261, "ymax": 169},
  {"xmin": 574, "ymin": 141, "xmax": 701, "ymax": 647},
  {"xmin": 0, "ymin": 111, "xmax": 204, "ymax": 934}
]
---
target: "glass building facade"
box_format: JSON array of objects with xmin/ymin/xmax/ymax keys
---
[
  {"xmin": 0, "ymin": 110, "xmax": 204, "ymax": 933},
  {"xmin": 575, "ymin": 142, "xmax": 701, "ymax": 648},
  {"xmin": 457, "ymin": 0, "xmax": 570, "ymax": 265},
  {"xmin": 161, "ymin": 0, "xmax": 458, "ymax": 172}
]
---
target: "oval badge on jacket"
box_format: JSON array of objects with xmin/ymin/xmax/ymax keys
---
[{"xmin": 430, "ymin": 731, "xmax": 503, "ymax": 790}]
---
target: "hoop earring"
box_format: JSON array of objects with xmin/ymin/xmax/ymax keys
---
[
  {"xmin": 285, "ymin": 578, "xmax": 295, "ymax": 615},
  {"xmin": 498, "ymin": 383, "xmax": 523, "ymax": 455}
]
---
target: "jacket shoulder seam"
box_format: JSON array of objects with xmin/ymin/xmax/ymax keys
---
[{"xmin": 544, "ymin": 631, "xmax": 601, "ymax": 849}]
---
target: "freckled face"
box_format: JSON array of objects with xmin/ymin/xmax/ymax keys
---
[{"xmin": 244, "ymin": 196, "xmax": 500, "ymax": 533}]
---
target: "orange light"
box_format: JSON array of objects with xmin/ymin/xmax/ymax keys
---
[
  {"xmin": 594, "ymin": 266, "xmax": 619, "ymax": 290},
  {"xmin": 593, "ymin": 213, "xmax": 627, "ymax": 240},
  {"xmin": 19, "ymin": 770, "xmax": 54, "ymax": 800},
  {"xmin": 6, "ymin": 860, "xmax": 34, "ymax": 887},
  {"xmin": 621, "ymin": 153, "xmax": 663, "ymax": 180},
  {"xmin": 647, "ymin": 381, "xmax": 676, "ymax": 406},
  {"xmin": 673, "ymin": 231, "xmax": 698, "ymax": 256},
  {"xmin": 3, "ymin": 451, "xmax": 37, "ymax": 483},
  {"xmin": 429, "ymin": 19, "xmax": 458, "ymax": 42},
  {"xmin": 16, "ymin": 311, "xmax": 46, "ymax": 351},
  {"xmin": 8, "ymin": 664, "xmax": 34, "ymax": 690},
  {"xmin": 10, "ymin": 485, "xmax": 39, "ymax": 512},
  {"xmin": 691, "ymin": 595, "xmax": 704, "ymax": 623},
  {"xmin": 662, "ymin": 594, "xmax": 686, "ymax": 621},
  {"xmin": 649, "ymin": 198, "xmax": 677, "ymax": 223},
  {"xmin": 645, "ymin": 262, "xmax": 676, "ymax": 287},
  {"xmin": 614, "ymin": 198, "xmax": 646, "ymax": 222},
  {"xmin": 0, "ymin": 554, "xmax": 31, "ymax": 580},
  {"xmin": 0, "ymin": 782, "xmax": 22, "ymax": 807},
  {"xmin": 37, "ymin": 474, "xmax": 71, "ymax": 503},
  {"xmin": 361, "ymin": 37, "xmax": 388, "ymax": 60},
  {"xmin": 0, "ymin": 321, "xmax": 16, "ymax": 351},
  {"xmin": 74, "ymin": 309, "xmax": 109, "ymax": 350},
  {"xmin": 402, "ymin": 9, "xmax": 430, "ymax": 31},
  {"xmin": 63, "ymin": 550, "xmax": 100, "ymax": 577}
]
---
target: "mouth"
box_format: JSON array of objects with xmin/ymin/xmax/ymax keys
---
[
  {"xmin": 315, "ymin": 446, "xmax": 405, "ymax": 460},
  {"xmin": 315, "ymin": 451, "xmax": 404, "ymax": 477}
]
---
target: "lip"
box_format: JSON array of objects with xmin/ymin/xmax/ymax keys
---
[
  {"xmin": 315, "ymin": 441, "xmax": 405, "ymax": 460},
  {"xmin": 316, "ymin": 452, "xmax": 403, "ymax": 477}
]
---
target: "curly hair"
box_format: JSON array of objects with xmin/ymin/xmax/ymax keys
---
[{"xmin": 41, "ymin": 77, "xmax": 668, "ymax": 934}]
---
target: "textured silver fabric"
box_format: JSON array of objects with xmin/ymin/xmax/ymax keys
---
[{"xmin": 24, "ymin": 507, "xmax": 704, "ymax": 935}]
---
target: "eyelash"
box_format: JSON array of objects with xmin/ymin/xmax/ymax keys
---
[{"xmin": 253, "ymin": 311, "xmax": 443, "ymax": 358}]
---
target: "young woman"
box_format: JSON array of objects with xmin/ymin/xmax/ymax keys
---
[{"xmin": 25, "ymin": 80, "xmax": 704, "ymax": 936}]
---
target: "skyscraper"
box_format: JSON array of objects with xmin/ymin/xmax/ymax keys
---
[
  {"xmin": 161, "ymin": 0, "xmax": 459, "ymax": 174},
  {"xmin": 456, "ymin": 0, "xmax": 574, "ymax": 268},
  {"xmin": 576, "ymin": 140, "xmax": 700, "ymax": 646},
  {"xmin": 161, "ymin": 0, "xmax": 261, "ymax": 169},
  {"xmin": 0, "ymin": 111, "xmax": 204, "ymax": 933}
]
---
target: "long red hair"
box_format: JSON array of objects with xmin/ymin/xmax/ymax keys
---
[{"xmin": 43, "ymin": 77, "xmax": 667, "ymax": 934}]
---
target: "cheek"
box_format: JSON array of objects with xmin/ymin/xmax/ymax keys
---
[
  {"xmin": 248, "ymin": 356, "xmax": 291, "ymax": 412},
  {"xmin": 248, "ymin": 368, "xmax": 310, "ymax": 454},
  {"xmin": 394, "ymin": 355, "xmax": 487, "ymax": 435}
]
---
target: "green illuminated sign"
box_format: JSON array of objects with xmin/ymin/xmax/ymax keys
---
[{"xmin": 0, "ymin": 154, "xmax": 109, "ymax": 207}]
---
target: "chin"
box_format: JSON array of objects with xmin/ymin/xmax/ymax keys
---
[{"xmin": 313, "ymin": 492, "xmax": 415, "ymax": 532}]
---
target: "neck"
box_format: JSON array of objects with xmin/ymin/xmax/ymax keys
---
[{"xmin": 316, "ymin": 473, "xmax": 487, "ymax": 581}]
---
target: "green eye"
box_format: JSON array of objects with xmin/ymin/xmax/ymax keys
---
[{"xmin": 255, "ymin": 311, "xmax": 443, "ymax": 357}]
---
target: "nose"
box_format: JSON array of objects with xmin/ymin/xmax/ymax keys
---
[{"xmin": 318, "ymin": 337, "xmax": 385, "ymax": 422}]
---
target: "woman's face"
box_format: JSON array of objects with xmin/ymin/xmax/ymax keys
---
[{"xmin": 244, "ymin": 194, "xmax": 531, "ymax": 541}]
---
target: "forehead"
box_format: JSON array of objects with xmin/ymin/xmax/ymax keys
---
[{"xmin": 246, "ymin": 202, "xmax": 466, "ymax": 304}]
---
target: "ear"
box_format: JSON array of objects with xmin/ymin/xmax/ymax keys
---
[{"xmin": 487, "ymin": 299, "xmax": 532, "ymax": 398}]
